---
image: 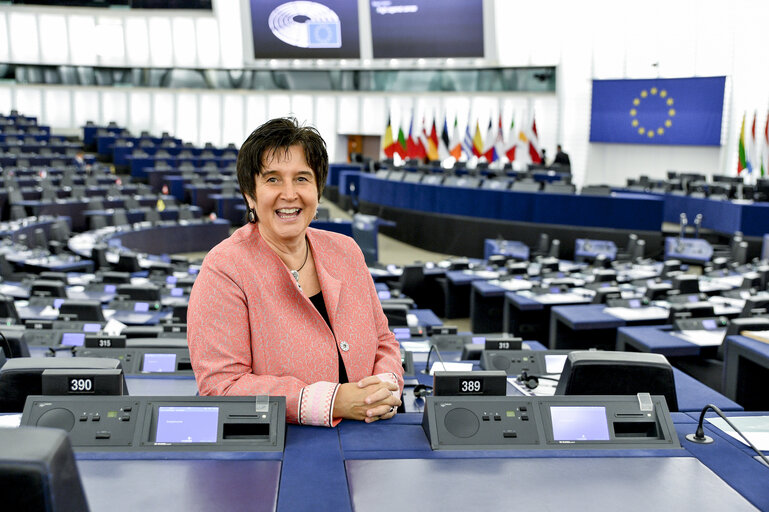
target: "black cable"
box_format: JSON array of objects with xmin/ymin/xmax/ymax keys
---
[
  {"xmin": 421, "ymin": 344, "xmax": 447, "ymax": 375},
  {"xmin": 688, "ymin": 403, "xmax": 769, "ymax": 468},
  {"xmin": 0, "ymin": 330, "xmax": 10, "ymax": 358}
]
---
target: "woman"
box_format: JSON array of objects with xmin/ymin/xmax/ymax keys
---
[{"xmin": 188, "ymin": 118, "xmax": 403, "ymax": 427}]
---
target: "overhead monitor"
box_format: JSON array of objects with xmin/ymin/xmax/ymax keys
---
[
  {"xmin": 247, "ymin": 0, "xmax": 361, "ymax": 59},
  {"xmin": 370, "ymin": 0, "xmax": 484, "ymax": 58}
]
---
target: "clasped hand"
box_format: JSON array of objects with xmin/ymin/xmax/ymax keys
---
[{"xmin": 333, "ymin": 375, "xmax": 401, "ymax": 423}]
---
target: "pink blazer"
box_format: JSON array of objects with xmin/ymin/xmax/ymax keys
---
[{"xmin": 187, "ymin": 223, "xmax": 404, "ymax": 426}]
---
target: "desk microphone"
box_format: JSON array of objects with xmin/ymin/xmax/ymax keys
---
[
  {"xmin": 687, "ymin": 404, "xmax": 769, "ymax": 467},
  {"xmin": 421, "ymin": 344, "xmax": 447, "ymax": 375},
  {"xmin": 518, "ymin": 371, "xmax": 559, "ymax": 390}
]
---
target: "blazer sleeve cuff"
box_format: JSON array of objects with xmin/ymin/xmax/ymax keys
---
[
  {"xmin": 375, "ymin": 372, "xmax": 402, "ymax": 399},
  {"xmin": 298, "ymin": 381, "xmax": 340, "ymax": 427}
]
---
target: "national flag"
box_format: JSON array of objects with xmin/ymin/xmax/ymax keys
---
[
  {"xmin": 406, "ymin": 113, "xmax": 420, "ymax": 160},
  {"xmin": 527, "ymin": 117, "xmax": 542, "ymax": 163},
  {"xmin": 417, "ymin": 116, "xmax": 432, "ymax": 161},
  {"xmin": 462, "ymin": 119, "xmax": 475, "ymax": 158},
  {"xmin": 492, "ymin": 115, "xmax": 506, "ymax": 162},
  {"xmin": 395, "ymin": 126, "xmax": 407, "ymax": 159},
  {"xmin": 449, "ymin": 116, "xmax": 462, "ymax": 160},
  {"xmin": 504, "ymin": 115, "xmax": 517, "ymax": 162},
  {"xmin": 590, "ymin": 76, "xmax": 726, "ymax": 146},
  {"xmin": 472, "ymin": 120, "xmax": 484, "ymax": 157},
  {"xmin": 738, "ymin": 113, "xmax": 747, "ymax": 175},
  {"xmin": 427, "ymin": 118, "xmax": 440, "ymax": 161},
  {"xmin": 382, "ymin": 115, "xmax": 397, "ymax": 159},
  {"xmin": 438, "ymin": 116, "xmax": 451, "ymax": 161},
  {"xmin": 481, "ymin": 119, "xmax": 497, "ymax": 162},
  {"xmin": 762, "ymin": 110, "xmax": 768, "ymax": 178},
  {"xmin": 748, "ymin": 111, "xmax": 757, "ymax": 174}
]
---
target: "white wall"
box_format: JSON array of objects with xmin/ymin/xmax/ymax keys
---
[
  {"xmin": 1, "ymin": 0, "xmax": 768, "ymax": 188},
  {"xmin": 493, "ymin": 0, "xmax": 769, "ymax": 187}
]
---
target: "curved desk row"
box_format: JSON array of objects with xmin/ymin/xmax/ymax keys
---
[{"xmin": 357, "ymin": 175, "xmax": 664, "ymax": 258}]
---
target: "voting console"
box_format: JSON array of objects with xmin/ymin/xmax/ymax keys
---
[
  {"xmin": 422, "ymin": 394, "xmax": 679, "ymax": 450},
  {"xmin": 480, "ymin": 349, "xmax": 572, "ymax": 374},
  {"xmin": 20, "ymin": 395, "xmax": 286, "ymax": 452}
]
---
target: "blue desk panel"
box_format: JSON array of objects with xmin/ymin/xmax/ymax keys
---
[
  {"xmin": 358, "ymin": 175, "xmax": 664, "ymax": 231},
  {"xmin": 78, "ymin": 459, "xmax": 281, "ymax": 512},
  {"xmin": 344, "ymin": 457, "xmax": 756, "ymax": 512}
]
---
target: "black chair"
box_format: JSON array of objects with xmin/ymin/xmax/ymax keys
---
[
  {"xmin": 0, "ymin": 427, "xmax": 91, "ymax": 512},
  {"xmin": 555, "ymin": 351, "xmax": 678, "ymax": 412}
]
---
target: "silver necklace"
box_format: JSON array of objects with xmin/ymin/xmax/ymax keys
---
[{"xmin": 290, "ymin": 239, "xmax": 309, "ymax": 290}]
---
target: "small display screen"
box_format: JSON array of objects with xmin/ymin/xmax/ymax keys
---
[
  {"xmin": 378, "ymin": 290, "xmax": 392, "ymax": 300},
  {"xmin": 687, "ymin": 295, "xmax": 699, "ymax": 303},
  {"xmin": 544, "ymin": 354, "xmax": 568, "ymax": 374},
  {"xmin": 83, "ymin": 323, "xmax": 102, "ymax": 333},
  {"xmin": 155, "ymin": 406, "xmax": 219, "ymax": 443},
  {"xmin": 142, "ymin": 353, "xmax": 177, "ymax": 373},
  {"xmin": 549, "ymin": 286, "xmax": 561, "ymax": 294},
  {"xmin": 166, "ymin": 276, "xmax": 177, "ymax": 284},
  {"xmin": 61, "ymin": 332, "xmax": 85, "ymax": 347},
  {"xmin": 550, "ymin": 406, "xmax": 610, "ymax": 441},
  {"xmin": 134, "ymin": 302, "xmax": 150, "ymax": 312},
  {"xmin": 471, "ymin": 336, "xmax": 485, "ymax": 344},
  {"xmin": 170, "ymin": 287, "xmax": 184, "ymax": 297},
  {"xmin": 104, "ymin": 284, "xmax": 117, "ymax": 293},
  {"xmin": 702, "ymin": 319, "xmax": 717, "ymax": 330},
  {"xmin": 53, "ymin": 298, "xmax": 65, "ymax": 309},
  {"xmin": 628, "ymin": 299, "xmax": 641, "ymax": 308}
]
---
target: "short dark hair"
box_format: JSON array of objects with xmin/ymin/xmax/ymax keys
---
[{"xmin": 236, "ymin": 117, "xmax": 328, "ymax": 205}]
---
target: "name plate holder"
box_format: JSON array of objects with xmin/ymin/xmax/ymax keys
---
[
  {"xmin": 433, "ymin": 370, "xmax": 507, "ymax": 396},
  {"xmin": 84, "ymin": 335, "xmax": 127, "ymax": 349},
  {"xmin": 41, "ymin": 368, "xmax": 125, "ymax": 396}
]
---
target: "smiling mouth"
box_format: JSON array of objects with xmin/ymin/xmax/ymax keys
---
[{"xmin": 276, "ymin": 208, "xmax": 302, "ymax": 219}]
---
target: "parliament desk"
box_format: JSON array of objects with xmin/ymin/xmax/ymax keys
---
[
  {"xmin": 441, "ymin": 270, "xmax": 500, "ymax": 319},
  {"xmin": 549, "ymin": 304, "xmax": 671, "ymax": 350},
  {"xmin": 723, "ymin": 334, "xmax": 769, "ymax": 411},
  {"xmin": 616, "ymin": 325, "xmax": 729, "ymax": 394},
  {"xmin": 469, "ymin": 280, "xmax": 524, "ymax": 333},
  {"xmin": 10, "ymin": 345, "xmax": 764, "ymax": 512},
  {"xmin": 357, "ymin": 175, "xmax": 665, "ymax": 258},
  {"xmin": 503, "ymin": 290, "xmax": 592, "ymax": 344}
]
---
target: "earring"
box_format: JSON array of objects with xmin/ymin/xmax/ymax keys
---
[
  {"xmin": 247, "ymin": 208, "xmax": 257, "ymax": 224},
  {"xmin": 313, "ymin": 209, "xmax": 318, "ymax": 220}
]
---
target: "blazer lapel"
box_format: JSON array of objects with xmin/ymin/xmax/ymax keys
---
[{"xmin": 308, "ymin": 230, "xmax": 342, "ymax": 329}]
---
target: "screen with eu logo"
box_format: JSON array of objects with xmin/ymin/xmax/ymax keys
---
[
  {"xmin": 590, "ymin": 76, "xmax": 725, "ymax": 146},
  {"xmin": 248, "ymin": 0, "xmax": 360, "ymax": 58}
]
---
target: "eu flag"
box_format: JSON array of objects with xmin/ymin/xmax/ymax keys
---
[{"xmin": 590, "ymin": 76, "xmax": 725, "ymax": 146}]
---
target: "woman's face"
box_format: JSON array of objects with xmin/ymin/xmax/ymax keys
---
[{"xmin": 251, "ymin": 144, "xmax": 318, "ymax": 244}]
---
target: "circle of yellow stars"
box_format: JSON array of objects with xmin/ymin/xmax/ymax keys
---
[{"xmin": 629, "ymin": 87, "xmax": 675, "ymax": 139}]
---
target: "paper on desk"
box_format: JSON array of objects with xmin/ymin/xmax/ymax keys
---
[
  {"xmin": 672, "ymin": 329, "xmax": 725, "ymax": 347},
  {"xmin": 535, "ymin": 293, "xmax": 590, "ymax": 305},
  {"xmin": 706, "ymin": 416, "xmax": 769, "ymax": 451},
  {"xmin": 708, "ymin": 295, "xmax": 746, "ymax": 310},
  {"xmin": 604, "ymin": 306, "xmax": 669, "ymax": 321},
  {"xmin": 465, "ymin": 270, "xmax": 499, "ymax": 279},
  {"xmin": 401, "ymin": 341, "xmax": 431, "ymax": 352},
  {"xmin": 429, "ymin": 362, "xmax": 473, "ymax": 375},
  {"xmin": 102, "ymin": 317, "xmax": 127, "ymax": 335},
  {"xmin": 489, "ymin": 279, "xmax": 533, "ymax": 291},
  {"xmin": 0, "ymin": 413, "xmax": 22, "ymax": 428},
  {"xmin": 38, "ymin": 306, "xmax": 60, "ymax": 318}
]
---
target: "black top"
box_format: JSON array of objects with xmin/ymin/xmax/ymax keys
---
[{"xmin": 309, "ymin": 291, "xmax": 348, "ymax": 384}]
